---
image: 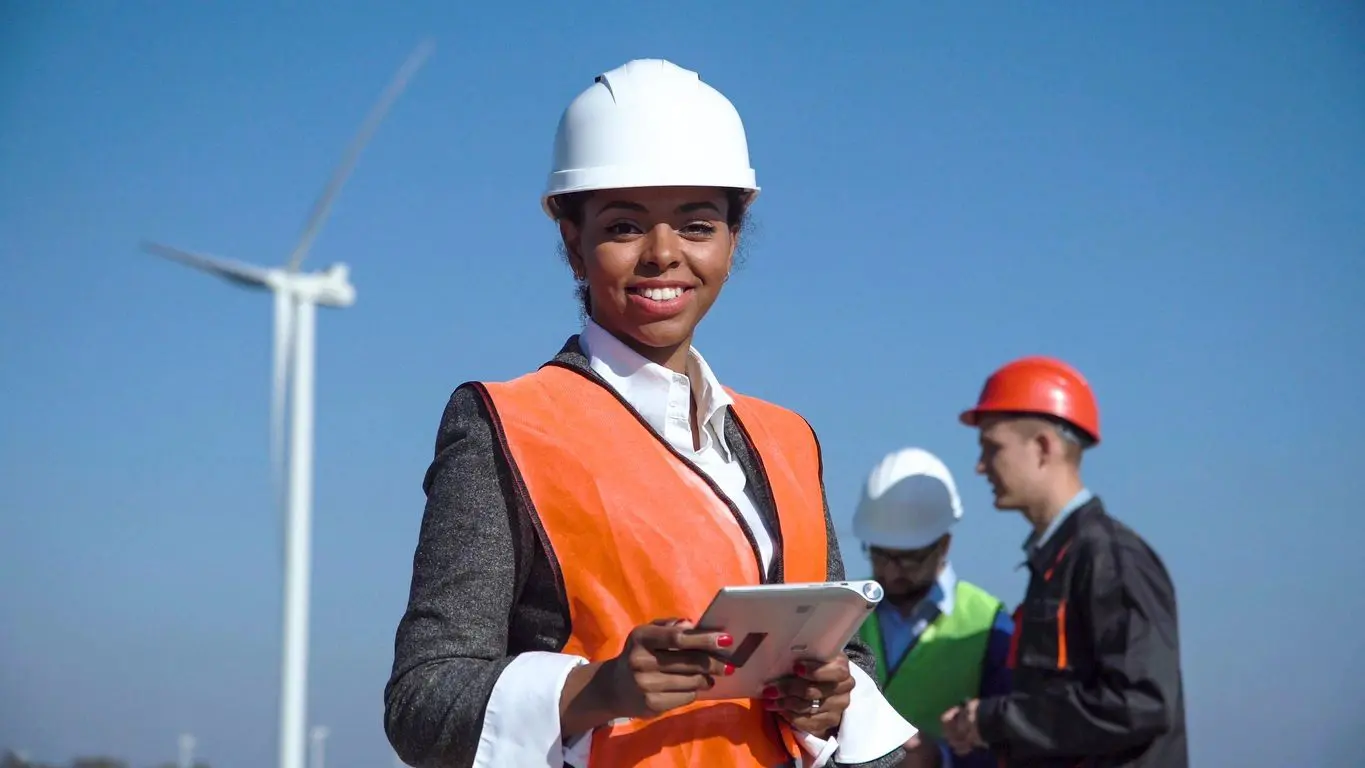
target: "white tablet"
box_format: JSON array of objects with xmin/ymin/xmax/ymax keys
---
[{"xmin": 693, "ymin": 580, "xmax": 884, "ymax": 701}]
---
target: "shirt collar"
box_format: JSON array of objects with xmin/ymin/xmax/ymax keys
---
[
  {"xmin": 578, "ymin": 319, "xmax": 734, "ymax": 458},
  {"xmin": 930, "ymin": 560, "xmax": 958, "ymax": 616},
  {"xmin": 1024, "ymin": 487, "xmax": 1094, "ymax": 554}
]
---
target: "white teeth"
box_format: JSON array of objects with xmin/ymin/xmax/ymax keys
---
[{"xmin": 640, "ymin": 287, "xmax": 684, "ymax": 301}]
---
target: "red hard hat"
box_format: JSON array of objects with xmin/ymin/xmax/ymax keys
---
[{"xmin": 959, "ymin": 356, "xmax": 1101, "ymax": 445}]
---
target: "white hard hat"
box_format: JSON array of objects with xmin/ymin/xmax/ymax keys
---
[
  {"xmin": 853, "ymin": 447, "xmax": 964, "ymax": 550},
  {"xmin": 541, "ymin": 59, "xmax": 760, "ymax": 219}
]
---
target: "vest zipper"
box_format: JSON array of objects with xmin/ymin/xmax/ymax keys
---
[{"xmin": 545, "ymin": 362, "xmax": 770, "ymax": 584}]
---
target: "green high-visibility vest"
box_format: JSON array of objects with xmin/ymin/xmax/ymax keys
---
[{"xmin": 858, "ymin": 579, "xmax": 1004, "ymax": 742}]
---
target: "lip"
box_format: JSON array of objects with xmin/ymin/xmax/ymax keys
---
[
  {"xmin": 627, "ymin": 280, "xmax": 696, "ymax": 291},
  {"xmin": 626, "ymin": 285, "xmax": 695, "ymax": 319}
]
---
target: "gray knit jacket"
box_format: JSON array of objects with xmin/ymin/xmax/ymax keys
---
[{"xmin": 383, "ymin": 337, "xmax": 906, "ymax": 768}]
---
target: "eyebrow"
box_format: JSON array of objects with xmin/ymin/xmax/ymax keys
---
[
  {"xmin": 598, "ymin": 201, "xmax": 648, "ymax": 215},
  {"xmin": 596, "ymin": 200, "xmax": 722, "ymax": 216}
]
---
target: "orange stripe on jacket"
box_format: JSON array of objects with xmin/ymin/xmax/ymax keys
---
[
  {"xmin": 1055, "ymin": 600, "xmax": 1068, "ymax": 670},
  {"xmin": 481, "ymin": 364, "xmax": 829, "ymax": 768},
  {"xmin": 1007, "ymin": 541, "xmax": 1074, "ymax": 674}
]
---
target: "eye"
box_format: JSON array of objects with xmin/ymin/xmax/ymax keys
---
[
  {"xmin": 680, "ymin": 221, "xmax": 717, "ymax": 239},
  {"xmin": 606, "ymin": 221, "xmax": 642, "ymax": 238}
]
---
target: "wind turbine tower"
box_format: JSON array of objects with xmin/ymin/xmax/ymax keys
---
[
  {"xmin": 178, "ymin": 733, "xmax": 196, "ymax": 768},
  {"xmin": 141, "ymin": 41, "xmax": 434, "ymax": 768},
  {"xmin": 309, "ymin": 726, "xmax": 330, "ymax": 768}
]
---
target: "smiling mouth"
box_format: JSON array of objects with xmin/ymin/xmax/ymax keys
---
[{"xmin": 628, "ymin": 286, "xmax": 691, "ymax": 302}]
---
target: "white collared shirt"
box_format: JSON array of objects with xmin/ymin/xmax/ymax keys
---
[{"xmin": 472, "ymin": 320, "xmax": 916, "ymax": 768}]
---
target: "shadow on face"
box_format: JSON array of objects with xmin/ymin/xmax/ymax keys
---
[{"xmin": 554, "ymin": 186, "xmax": 749, "ymax": 366}]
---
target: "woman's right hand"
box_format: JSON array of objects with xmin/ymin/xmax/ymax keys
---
[
  {"xmin": 604, "ymin": 618, "xmax": 736, "ymax": 718},
  {"xmin": 560, "ymin": 618, "xmax": 735, "ymax": 735}
]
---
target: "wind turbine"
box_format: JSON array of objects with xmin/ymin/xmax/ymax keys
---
[
  {"xmin": 140, "ymin": 40, "xmax": 434, "ymax": 768},
  {"xmin": 309, "ymin": 726, "xmax": 330, "ymax": 768},
  {"xmin": 178, "ymin": 733, "xmax": 197, "ymax": 768}
]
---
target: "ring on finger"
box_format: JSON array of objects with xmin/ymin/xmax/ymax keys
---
[{"xmin": 809, "ymin": 698, "xmax": 821, "ymax": 712}]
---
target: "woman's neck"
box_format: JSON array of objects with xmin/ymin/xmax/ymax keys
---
[{"xmin": 610, "ymin": 329, "xmax": 693, "ymax": 374}]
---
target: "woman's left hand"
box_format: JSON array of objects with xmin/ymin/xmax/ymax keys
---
[{"xmin": 760, "ymin": 653, "xmax": 856, "ymax": 737}]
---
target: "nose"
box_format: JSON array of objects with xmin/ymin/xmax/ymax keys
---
[
  {"xmin": 642, "ymin": 223, "xmax": 682, "ymax": 271},
  {"xmin": 975, "ymin": 457, "xmax": 987, "ymax": 475}
]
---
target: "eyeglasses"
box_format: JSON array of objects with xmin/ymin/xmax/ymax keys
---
[{"xmin": 863, "ymin": 543, "xmax": 939, "ymax": 569}]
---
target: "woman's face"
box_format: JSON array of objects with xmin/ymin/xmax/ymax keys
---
[{"xmin": 561, "ymin": 185, "xmax": 737, "ymax": 364}]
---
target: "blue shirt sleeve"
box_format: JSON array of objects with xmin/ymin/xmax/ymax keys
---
[
  {"xmin": 941, "ymin": 606, "xmax": 1015, "ymax": 768},
  {"xmin": 980, "ymin": 604, "xmax": 1015, "ymax": 699}
]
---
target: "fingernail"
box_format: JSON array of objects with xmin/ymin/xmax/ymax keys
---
[
  {"xmin": 724, "ymin": 663, "xmax": 736, "ymax": 676},
  {"xmin": 763, "ymin": 685, "xmax": 779, "ymax": 699},
  {"xmin": 793, "ymin": 662, "xmax": 807, "ymax": 676},
  {"xmin": 717, "ymin": 634, "xmax": 734, "ymax": 648}
]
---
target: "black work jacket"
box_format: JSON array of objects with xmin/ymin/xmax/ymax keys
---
[{"xmin": 977, "ymin": 497, "xmax": 1188, "ymax": 768}]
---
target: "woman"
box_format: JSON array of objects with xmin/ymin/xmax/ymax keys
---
[{"xmin": 384, "ymin": 59, "xmax": 917, "ymax": 768}]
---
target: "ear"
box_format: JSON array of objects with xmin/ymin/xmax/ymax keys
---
[
  {"xmin": 559, "ymin": 219, "xmax": 585, "ymax": 277},
  {"xmin": 1035, "ymin": 426, "xmax": 1063, "ymax": 468}
]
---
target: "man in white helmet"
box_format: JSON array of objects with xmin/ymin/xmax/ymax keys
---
[
  {"xmin": 853, "ymin": 448, "xmax": 1015, "ymax": 768},
  {"xmin": 385, "ymin": 59, "xmax": 916, "ymax": 768}
]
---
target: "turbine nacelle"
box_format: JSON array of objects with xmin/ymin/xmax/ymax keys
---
[
  {"xmin": 268, "ymin": 264, "xmax": 357, "ymax": 308},
  {"xmin": 140, "ymin": 242, "xmax": 358, "ymax": 309}
]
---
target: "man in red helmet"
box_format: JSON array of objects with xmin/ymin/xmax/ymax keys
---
[{"xmin": 940, "ymin": 357, "xmax": 1187, "ymax": 768}]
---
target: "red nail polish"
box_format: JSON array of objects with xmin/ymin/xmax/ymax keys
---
[
  {"xmin": 717, "ymin": 634, "xmax": 734, "ymax": 648},
  {"xmin": 724, "ymin": 663, "xmax": 736, "ymax": 676},
  {"xmin": 763, "ymin": 686, "xmax": 779, "ymax": 699}
]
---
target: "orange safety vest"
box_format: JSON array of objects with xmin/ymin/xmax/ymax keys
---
[{"xmin": 480, "ymin": 362, "xmax": 830, "ymax": 768}]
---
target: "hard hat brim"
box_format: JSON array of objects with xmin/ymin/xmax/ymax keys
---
[
  {"xmin": 542, "ymin": 172, "xmax": 760, "ymax": 220},
  {"xmin": 856, "ymin": 527, "xmax": 955, "ymax": 551},
  {"xmin": 958, "ymin": 405, "xmax": 1101, "ymax": 446}
]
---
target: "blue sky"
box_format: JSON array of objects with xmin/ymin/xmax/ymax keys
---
[{"xmin": 2, "ymin": 2, "xmax": 1362, "ymax": 766}]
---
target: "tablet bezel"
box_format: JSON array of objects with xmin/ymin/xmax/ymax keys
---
[{"xmin": 692, "ymin": 580, "xmax": 884, "ymax": 701}]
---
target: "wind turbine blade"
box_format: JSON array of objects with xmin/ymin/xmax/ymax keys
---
[
  {"xmin": 271, "ymin": 288, "xmax": 294, "ymax": 509},
  {"xmin": 284, "ymin": 39, "xmax": 435, "ymax": 273},
  {"xmin": 141, "ymin": 240, "xmax": 272, "ymax": 288}
]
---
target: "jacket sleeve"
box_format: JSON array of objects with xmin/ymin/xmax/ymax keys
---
[
  {"xmin": 976, "ymin": 537, "xmax": 1181, "ymax": 760},
  {"xmin": 384, "ymin": 384, "xmax": 581, "ymax": 768},
  {"xmin": 809, "ymin": 425, "xmax": 913, "ymax": 768}
]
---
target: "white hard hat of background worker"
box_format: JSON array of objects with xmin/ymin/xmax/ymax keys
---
[
  {"xmin": 540, "ymin": 59, "xmax": 760, "ymax": 340},
  {"xmin": 854, "ymin": 448, "xmax": 964, "ymax": 604},
  {"xmin": 855, "ymin": 447, "xmax": 965, "ymax": 549}
]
